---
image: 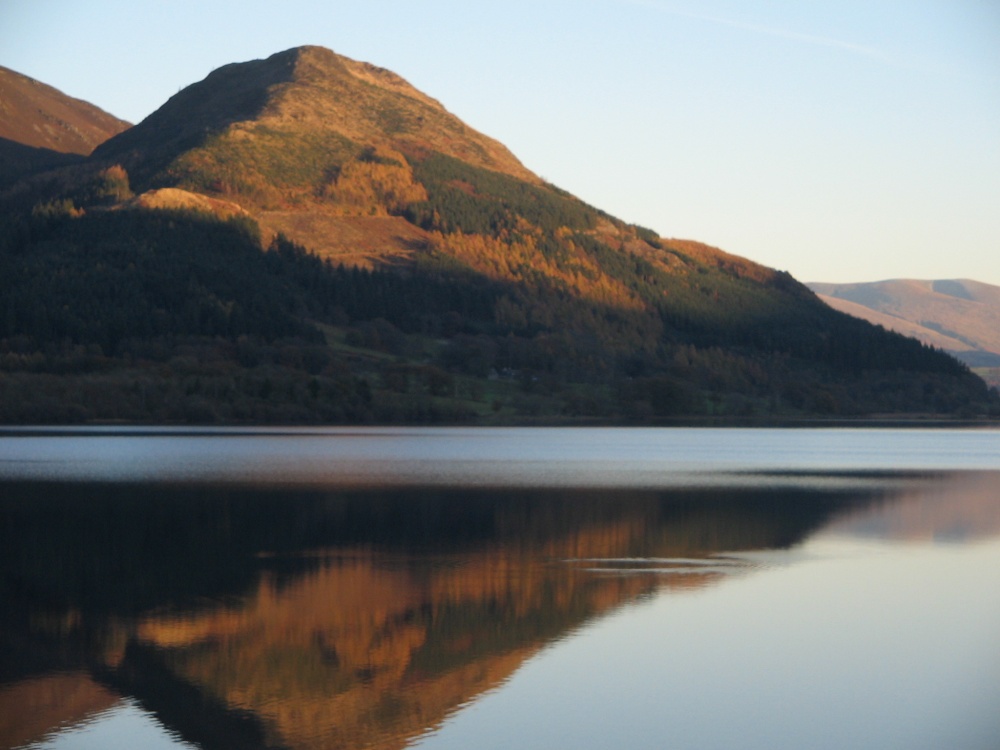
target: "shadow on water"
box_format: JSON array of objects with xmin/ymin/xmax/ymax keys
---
[{"xmin": 0, "ymin": 475, "xmax": 969, "ymax": 750}]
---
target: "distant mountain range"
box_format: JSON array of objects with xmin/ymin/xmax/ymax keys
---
[
  {"xmin": 0, "ymin": 46, "xmax": 995, "ymax": 423},
  {"xmin": 809, "ymin": 279, "xmax": 1000, "ymax": 387}
]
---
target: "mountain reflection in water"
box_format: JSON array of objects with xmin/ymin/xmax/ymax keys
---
[{"xmin": 0, "ymin": 474, "xmax": 995, "ymax": 750}]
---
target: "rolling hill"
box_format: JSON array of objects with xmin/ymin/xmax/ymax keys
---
[
  {"xmin": 0, "ymin": 46, "xmax": 996, "ymax": 423},
  {"xmin": 810, "ymin": 279, "xmax": 1000, "ymax": 387}
]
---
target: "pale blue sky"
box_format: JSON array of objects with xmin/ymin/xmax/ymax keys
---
[{"xmin": 2, "ymin": 0, "xmax": 998, "ymax": 284}]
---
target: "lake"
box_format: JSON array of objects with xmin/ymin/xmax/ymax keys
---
[{"xmin": 1, "ymin": 427, "xmax": 998, "ymax": 750}]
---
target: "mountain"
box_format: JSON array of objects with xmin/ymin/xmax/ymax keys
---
[
  {"xmin": 95, "ymin": 46, "xmax": 534, "ymax": 185},
  {"xmin": 0, "ymin": 66, "xmax": 130, "ymax": 186},
  {"xmin": 0, "ymin": 47, "xmax": 996, "ymax": 424},
  {"xmin": 809, "ymin": 279, "xmax": 1000, "ymax": 386},
  {"xmin": 89, "ymin": 45, "xmax": 538, "ymax": 265}
]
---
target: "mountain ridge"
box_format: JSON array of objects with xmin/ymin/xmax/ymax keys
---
[
  {"xmin": 0, "ymin": 65, "xmax": 129, "ymax": 153},
  {"xmin": 0, "ymin": 65, "xmax": 130, "ymax": 187}
]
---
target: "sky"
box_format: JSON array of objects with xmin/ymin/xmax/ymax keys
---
[{"xmin": 2, "ymin": 0, "xmax": 999, "ymax": 285}]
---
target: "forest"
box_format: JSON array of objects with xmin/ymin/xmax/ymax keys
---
[{"xmin": 1, "ymin": 175, "xmax": 996, "ymax": 424}]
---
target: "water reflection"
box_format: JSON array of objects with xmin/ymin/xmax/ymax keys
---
[
  {"xmin": 1, "ymin": 473, "xmax": 997, "ymax": 750},
  {"xmin": 824, "ymin": 471, "xmax": 1000, "ymax": 543},
  {"xmin": 0, "ymin": 673, "xmax": 119, "ymax": 749}
]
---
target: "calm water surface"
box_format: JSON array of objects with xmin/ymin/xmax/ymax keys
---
[{"xmin": 1, "ymin": 427, "xmax": 998, "ymax": 750}]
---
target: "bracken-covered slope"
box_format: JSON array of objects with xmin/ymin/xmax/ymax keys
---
[
  {"xmin": 0, "ymin": 66, "xmax": 130, "ymax": 186},
  {"xmin": 1, "ymin": 47, "xmax": 996, "ymax": 423}
]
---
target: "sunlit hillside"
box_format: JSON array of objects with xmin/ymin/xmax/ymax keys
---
[{"xmin": 0, "ymin": 65, "xmax": 130, "ymax": 186}]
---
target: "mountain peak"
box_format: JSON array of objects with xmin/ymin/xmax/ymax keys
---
[
  {"xmin": 94, "ymin": 45, "xmax": 536, "ymax": 194},
  {"xmin": 283, "ymin": 44, "xmax": 352, "ymax": 77}
]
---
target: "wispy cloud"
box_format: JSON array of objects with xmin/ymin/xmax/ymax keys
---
[{"xmin": 623, "ymin": 0, "xmax": 896, "ymax": 66}]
